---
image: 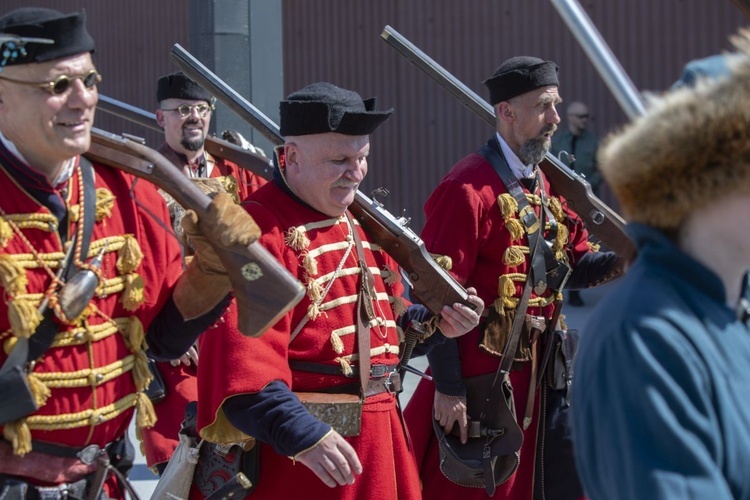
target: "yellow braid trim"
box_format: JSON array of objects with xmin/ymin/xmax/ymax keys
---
[
  {"xmin": 2, "ymin": 213, "xmax": 57, "ymax": 232},
  {"xmin": 503, "ymin": 246, "xmax": 527, "ymax": 267},
  {"xmin": 9, "ymin": 251, "xmax": 65, "ymax": 270},
  {"xmin": 136, "ymin": 392, "xmax": 157, "ymax": 429},
  {"xmin": 34, "ymin": 355, "xmax": 136, "ymax": 388},
  {"xmin": 121, "ymin": 274, "xmax": 145, "ymax": 311},
  {"xmin": 330, "ymin": 332, "xmax": 345, "ymax": 354},
  {"xmin": 303, "ymin": 251, "xmax": 319, "ymax": 276},
  {"xmin": 3, "ymin": 419, "xmax": 31, "ymax": 456},
  {"xmin": 95, "ymin": 188, "xmax": 116, "ymax": 222},
  {"xmin": 497, "ymin": 194, "xmax": 518, "ymax": 218},
  {"xmin": 25, "ymin": 393, "xmax": 138, "ymax": 431},
  {"xmin": 0, "ymin": 218, "xmax": 12, "ymax": 247},
  {"xmin": 52, "ymin": 321, "xmax": 119, "ymax": 348},
  {"xmin": 27, "ymin": 373, "xmax": 51, "ymax": 407},
  {"xmin": 0, "ymin": 253, "xmax": 28, "ymax": 295},
  {"xmin": 8, "ymin": 296, "xmax": 43, "ymax": 339},
  {"xmin": 553, "ymin": 224, "xmax": 569, "ymax": 260},
  {"xmin": 284, "ymin": 226, "xmax": 309, "ymax": 251},
  {"xmin": 117, "ymin": 235, "xmax": 143, "ymax": 274}
]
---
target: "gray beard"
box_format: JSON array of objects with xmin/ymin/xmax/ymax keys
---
[{"xmin": 519, "ymin": 136, "xmax": 550, "ymax": 166}]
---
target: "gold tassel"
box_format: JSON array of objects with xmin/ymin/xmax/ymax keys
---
[
  {"xmin": 136, "ymin": 392, "xmax": 157, "ymax": 428},
  {"xmin": 492, "ymin": 298, "xmax": 505, "ymax": 315},
  {"xmin": 587, "ymin": 240, "xmax": 601, "ymax": 253},
  {"xmin": 396, "ymin": 325, "xmax": 405, "ymax": 344},
  {"xmin": 497, "ymin": 194, "xmax": 518, "ymax": 218},
  {"xmin": 548, "ymin": 196, "xmax": 565, "ymax": 222},
  {"xmin": 303, "ymin": 252, "xmax": 318, "ymax": 276},
  {"xmin": 553, "ymin": 224, "xmax": 569, "ymax": 260},
  {"xmin": 0, "ymin": 218, "xmax": 13, "ymax": 247},
  {"xmin": 27, "ymin": 373, "xmax": 51, "ymax": 407},
  {"xmin": 338, "ymin": 358, "xmax": 353, "ymax": 377},
  {"xmin": 381, "ymin": 265, "xmax": 400, "ymax": 285},
  {"xmin": 68, "ymin": 204, "xmax": 81, "ymax": 223},
  {"xmin": 122, "ymin": 316, "xmax": 146, "ymax": 352},
  {"xmin": 4, "ymin": 419, "xmax": 32, "ymax": 456},
  {"xmin": 307, "ymin": 302, "xmax": 321, "ymax": 320},
  {"xmin": 284, "ymin": 226, "xmax": 309, "ymax": 251},
  {"xmin": 132, "ymin": 351, "xmax": 153, "ymax": 391},
  {"xmin": 503, "ymin": 246, "xmax": 525, "ymax": 267},
  {"xmin": 8, "ymin": 297, "xmax": 43, "ymax": 339},
  {"xmin": 3, "ymin": 336, "xmax": 17, "ymax": 355},
  {"xmin": 497, "ymin": 274, "xmax": 517, "ymax": 312},
  {"xmin": 95, "ymin": 188, "xmax": 116, "ymax": 221},
  {"xmin": 117, "ymin": 236, "xmax": 144, "ymax": 274},
  {"xmin": 306, "ymin": 279, "xmax": 323, "ymax": 303},
  {"xmin": 330, "ymin": 332, "xmax": 345, "ymax": 354},
  {"xmin": 0, "ymin": 254, "xmax": 28, "ymax": 295},
  {"xmin": 390, "ymin": 296, "xmax": 407, "ymax": 317},
  {"xmin": 121, "ymin": 274, "xmax": 145, "ymax": 311},
  {"xmin": 431, "ymin": 254, "xmax": 453, "ymax": 271},
  {"xmin": 505, "ymin": 219, "xmax": 525, "ymax": 242}
]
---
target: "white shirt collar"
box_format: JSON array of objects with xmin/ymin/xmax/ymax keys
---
[
  {"xmin": 495, "ymin": 132, "xmax": 536, "ymax": 180},
  {"xmin": 0, "ymin": 131, "xmax": 76, "ymax": 186}
]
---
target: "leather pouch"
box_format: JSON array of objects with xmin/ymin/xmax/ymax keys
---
[
  {"xmin": 296, "ymin": 392, "xmax": 363, "ymax": 437},
  {"xmin": 545, "ymin": 329, "xmax": 580, "ymax": 405},
  {"xmin": 435, "ymin": 372, "xmax": 523, "ymax": 494},
  {"xmin": 144, "ymin": 358, "xmax": 167, "ymax": 403},
  {"xmin": 0, "ymin": 366, "xmax": 38, "ymax": 425}
]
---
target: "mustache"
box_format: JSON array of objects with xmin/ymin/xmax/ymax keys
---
[
  {"xmin": 542, "ymin": 124, "xmax": 557, "ymax": 136},
  {"xmin": 331, "ymin": 178, "xmax": 359, "ymax": 189}
]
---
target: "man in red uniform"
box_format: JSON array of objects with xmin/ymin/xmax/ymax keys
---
[
  {"xmin": 154, "ymin": 71, "xmax": 266, "ymax": 202},
  {"xmin": 195, "ymin": 82, "xmax": 484, "ymax": 499},
  {"xmin": 0, "ymin": 7, "xmax": 259, "ymax": 498},
  {"xmin": 140, "ymin": 72, "xmax": 268, "ymax": 475},
  {"xmin": 404, "ymin": 57, "xmax": 623, "ymax": 499}
]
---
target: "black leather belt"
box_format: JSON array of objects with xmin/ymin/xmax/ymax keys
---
[
  {"xmin": 28, "ymin": 439, "xmax": 117, "ymax": 465},
  {"xmin": 293, "ymin": 363, "xmax": 402, "ymax": 397},
  {"xmin": 290, "ymin": 361, "xmax": 399, "ymax": 379},
  {"xmin": 0, "ymin": 474, "xmax": 89, "ymax": 500}
]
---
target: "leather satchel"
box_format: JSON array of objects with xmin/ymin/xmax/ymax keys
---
[
  {"xmin": 436, "ymin": 372, "xmax": 523, "ymax": 490},
  {"xmin": 296, "ymin": 392, "xmax": 363, "ymax": 437}
]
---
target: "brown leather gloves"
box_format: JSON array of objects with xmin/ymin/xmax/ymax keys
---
[{"xmin": 173, "ymin": 193, "xmax": 261, "ymax": 320}]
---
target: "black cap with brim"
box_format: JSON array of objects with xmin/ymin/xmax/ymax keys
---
[
  {"xmin": 279, "ymin": 82, "xmax": 393, "ymax": 137},
  {"xmin": 0, "ymin": 7, "xmax": 94, "ymax": 66},
  {"xmin": 483, "ymin": 56, "xmax": 559, "ymax": 105}
]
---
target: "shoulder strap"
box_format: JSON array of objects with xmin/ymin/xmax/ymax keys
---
[
  {"xmin": 478, "ymin": 138, "xmax": 549, "ymax": 295},
  {"xmin": 0, "ymin": 157, "xmax": 97, "ymax": 374}
]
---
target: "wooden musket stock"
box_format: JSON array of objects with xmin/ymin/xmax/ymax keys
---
[
  {"xmin": 380, "ymin": 25, "xmax": 636, "ymax": 260},
  {"xmin": 86, "ymin": 128, "xmax": 305, "ymax": 337},
  {"xmin": 169, "ymin": 43, "xmax": 473, "ymax": 314}
]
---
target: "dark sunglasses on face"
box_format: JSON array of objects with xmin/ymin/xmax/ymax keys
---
[
  {"xmin": 161, "ymin": 103, "xmax": 213, "ymax": 118},
  {"xmin": 0, "ymin": 69, "xmax": 102, "ymax": 95}
]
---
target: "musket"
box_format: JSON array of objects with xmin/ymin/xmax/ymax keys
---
[
  {"xmin": 380, "ymin": 25, "xmax": 636, "ymax": 260},
  {"xmin": 97, "ymin": 95, "xmax": 273, "ymax": 180},
  {"xmin": 169, "ymin": 43, "xmax": 474, "ymax": 315},
  {"xmin": 85, "ymin": 128, "xmax": 305, "ymax": 337}
]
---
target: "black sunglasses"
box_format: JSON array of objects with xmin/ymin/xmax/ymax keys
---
[{"xmin": 0, "ymin": 69, "xmax": 102, "ymax": 95}]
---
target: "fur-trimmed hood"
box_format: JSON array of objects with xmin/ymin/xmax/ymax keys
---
[{"xmin": 600, "ymin": 29, "xmax": 750, "ymax": 230}]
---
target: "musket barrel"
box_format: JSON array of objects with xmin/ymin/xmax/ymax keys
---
[{"xmin": 549, "ymin": 0, "xmax": 646, "ymax": 120}]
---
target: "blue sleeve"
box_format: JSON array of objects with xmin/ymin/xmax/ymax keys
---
[
  {"xmin": 222, "ymin": 380, "xmax": 331, "ymax": 457},
  {"xmin": 571, "ymin": 319, "xmax": 732, "ymax": 499},
  {"xmin": 146, "ymin": 294, "xmax": 232, "ymax": 360}
]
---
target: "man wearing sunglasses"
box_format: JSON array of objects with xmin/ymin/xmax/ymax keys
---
[
  {"xmin": 0, "ymin": 7, "xmax": 260, "ymax": 499},
  {"xmin": 140, "ymin": 72, "xmax": 268, "ymax": 477}
]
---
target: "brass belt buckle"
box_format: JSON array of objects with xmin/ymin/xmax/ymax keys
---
[{"xmin": 370, "ymin": 364, "xmax": 389, "ymax": 378}]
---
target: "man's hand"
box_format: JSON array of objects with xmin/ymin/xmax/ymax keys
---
[
  {"xmin": 295, "ymin": 431, "xmax": 363, "ymax": 488},
  {"xmin": 170, "ymin": 344, "xmax": 199, "ymax": 367},
  {"xmin": 434, "ymin": 391, "xmax": 468, "ymax": 444},
  {"xmin": 437, "ymin": 287, "xmax": 484, "ymax": 338}
]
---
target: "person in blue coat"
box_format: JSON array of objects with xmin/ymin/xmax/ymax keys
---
[{"xmin": 571, "ymin": 36, "xmax": 750, "ymax": 499}]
